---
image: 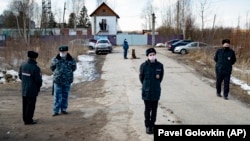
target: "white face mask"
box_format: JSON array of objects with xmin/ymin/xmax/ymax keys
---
[
  {"xmin": 60, "ymin": 52, "xmax": 67, "ymax": 57},
  {"xmin": 223, "ymin": 43, "xmax": 230, "ymax": 47},
  {"xmin": 148, "ymin": 55, "xmax": 156, "ymax": 62}
]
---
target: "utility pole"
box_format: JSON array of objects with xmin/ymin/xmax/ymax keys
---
[
  {"xmin": 181, "ymin": 0, "xmax": 186, "ymax": 39},
  {"xmin": 152, "ymin": 13, "xmax": 156, "ymax": 47},
  {"xmin": 28, "ymin": 5, "xmax": 30, "ymax": 47},
  {"xmin": 62, "ymin": 2, "xmax": 66, "ymax": 28},
  {"xmin": 94, "ymin": 15, "xmax": 96, "ymax": 35}
]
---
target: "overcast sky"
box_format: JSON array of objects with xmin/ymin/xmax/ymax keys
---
[{"xmin": 0, "ymin": 0, "xmax": 250, "ymax": 31}]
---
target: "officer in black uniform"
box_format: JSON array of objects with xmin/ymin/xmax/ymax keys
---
[
  {"xmin": 139, "ymin": 48, "xmax": 164, "ymax": 134},
  {"xmin": 214, "ymin": 39, "xmax": 236, "ymax": 100},
  {"xmin": 19, "ymin": 51, "xmax": 42, "ymax": 125}
]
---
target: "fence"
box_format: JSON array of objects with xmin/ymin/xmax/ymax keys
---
[{"xmin": 0, "ymin": 34, "xmax": 6, "ymax": 47}]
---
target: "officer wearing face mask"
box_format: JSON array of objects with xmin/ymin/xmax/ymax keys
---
[
  {"xmin": 50, "ymin": 45, "xmax": 77, "ymax": 116},
  {"xmin": 139, "ymin": 48, "xmax": 164, "ymax": 134},
  {"xmin": 214, "ymin": 39, "xmax": 236, "ymax": 100}
]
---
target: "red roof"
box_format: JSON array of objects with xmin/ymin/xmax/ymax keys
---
[{"xmin": 90, "ymin": 2, "xmax": 120, "ymax": 18}]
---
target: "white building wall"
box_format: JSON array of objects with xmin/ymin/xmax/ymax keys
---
[{"xmin": 91, "ymin": 16, "xmax": 117, "ymax": 35}]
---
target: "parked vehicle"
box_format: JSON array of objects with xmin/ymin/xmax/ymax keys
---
[
  {"xmin": 173, "ymin": 42, "xmax": 210, "ymax": 54},
  {"xmin": 165, "ymin": 39, "xmax": 181, "ymax": 48},
  {"xmin": 95, "ymin": 39, "xmax": 113, "ymax": 54},
  {"xmin": 168, "ymin": 39, "xmax": 193, "ymax": 52},
  {"xmin": 69, "ymin": 39, "xmax": 87, "ymax": 47},
  {"xmin": 88, "ymin": 38, "xmax": 97, "ymax": 49},
  {"xmin": 155, "ymin": 43, "xmax": 165, "ymax": 47}
]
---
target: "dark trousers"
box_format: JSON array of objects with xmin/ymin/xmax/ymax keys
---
[
  {"xmin": 144, "ymin": 100, "xmax": 159, "ymax": 128},
  {"xmin": 22, "ymin": 96, "xmax": 37, "ymax": 123},
  {"xmin": 123, "ymin": 48, "xmax": 128, "ymax": 58},
  {"xmin": 216, "ymin": 73, "xmax": 231, "ymax": 97}
]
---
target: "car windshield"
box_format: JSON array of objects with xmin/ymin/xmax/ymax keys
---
[
  {"xmin": 172, "ymin": 40, "xmax": 183, "ymax": 45},
  {"xmin": 89, "ymin": 39, "xmax": 97, "ymax": 42},
  {"xmin": 98, "ymin": 40, "xmax": 109, "ymax": 43},
  {"xmin": 168, "ymin": 39, "xmax": 180, "ymax": 43}
]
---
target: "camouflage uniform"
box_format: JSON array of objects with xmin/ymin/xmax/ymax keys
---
[{"xmin": 50, "ymin": 46, "xmax": 77, "ymax": 116}]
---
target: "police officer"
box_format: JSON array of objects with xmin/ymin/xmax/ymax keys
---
[
  {"xmin": 19, "ymin": 51, "xmax": 42, "ymax": 125},
  {"xmin": 214, "ymin": 39, "xmax": 236, "ymax": 100},
  {"xmin": 123, "ymin": 39, "xmax": 129, "ymax": 59},
  {"xmin": 50, "ymin": 46, "xmax": 77, "ymax": 116},
  {"xmin": 139, "ymin": 48, "xmax": 164, "ymax": 134}
]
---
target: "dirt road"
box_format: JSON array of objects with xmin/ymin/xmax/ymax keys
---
[{"xmin": 1, "ymin": 46, "xmax": 250, "ymax": 141}]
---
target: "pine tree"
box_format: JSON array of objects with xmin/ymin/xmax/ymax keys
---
[
  {"xmin": 48, "ymin": 12, "xmax": 57, "ymax": 28},
  {"xmin": 68, "ymin": 13, "xmax": 76, "ymax": 28},
  {"xmin": 2, "ymin": 10, "xmax": 17, "ymax": 28},
  {"xmin": 77, "ymin": 5, "xmax": 90, "ymax": 28}
]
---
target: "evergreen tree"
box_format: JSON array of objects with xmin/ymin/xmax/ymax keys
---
[
  {"xmin": 77, "ymin": 5, "xmax": 90, "ymax": 28},
  {"xmin": 2, "ymin": 10, "xmax": 17, "ymax": 28},
  {"xmin": 68, "ymin": 12, "xmax": 76, "ymax": 28},
  {"xmin": 48, "ymin": 12, "xmax": 57, "ymax": 28}
]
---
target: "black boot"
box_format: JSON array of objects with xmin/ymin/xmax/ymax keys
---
[{"xmin": 146, "ymin": 127, "xmax": 153, "ymax": 134}]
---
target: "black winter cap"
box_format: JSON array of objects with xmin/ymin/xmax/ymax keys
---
[
  {"xmin": 27, "ymin": 51, "xmax": 38, "ymax": 58},
  {"xmin": 59, "ymin": 45, "xmax": 68, "ymax": 51},
  {"xmin": 222, "ymin": 39, "xmax": 230, "ymax": 44},
  {"xmin": 146, "ymin": 48, "xmax": 156, "ymax": 56}
]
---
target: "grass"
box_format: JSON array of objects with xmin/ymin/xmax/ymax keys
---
[
  {"xmin": 0, "ymin": 37, "xmax": 89, "ymax": 75},
  {"xmin": 1, "ymin": 37, "xmax": 250, "ymax": 106},
  {"xmin": 173, "ymin": 48, "xmax": 250, "ymax": 107}
]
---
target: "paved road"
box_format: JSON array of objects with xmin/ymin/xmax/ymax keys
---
[{"xmin": 98, "ymin": 46, "xmax": 250, "ymax": 141}]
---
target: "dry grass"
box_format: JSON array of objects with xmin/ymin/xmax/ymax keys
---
[
  {"xmin": 175, "ymin": 49, "xmax": 250, "ymax": 107},
  {"xmin": 187, "ymin": 48, "xmax": 250, "ymax": 85},
  {"xmin": 0, "ymin": 37, "xmax": 89, "ymax": 75}
]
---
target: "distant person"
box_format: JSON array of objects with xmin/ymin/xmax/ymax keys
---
[
  {"xmin": 139, "ymin": 48, "xmax": 164, "ymax": 134},
  {"xmin": 50, "ymin": 46, "xmax": 77, "ymax": 116},
  {"xmin": 214, "ymin": 39, "xmax": 236, "ymax": 100},
  {"xmin": 122, "ymin": 39, "xmax": 129, "ymax": 59},
  {"xmin": 19, "ymin": 51, "xmax": 42, "ymax": 125}
]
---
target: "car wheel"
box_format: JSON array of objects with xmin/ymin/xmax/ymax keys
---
[{"xmin": 180, "ymin": 49, "xmax": 187, "ymax": 54}]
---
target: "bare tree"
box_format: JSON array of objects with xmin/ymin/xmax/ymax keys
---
[
  {"xmin": 49, "ymin": 1, "xmax": 63, "ymax": 28},
  {"xmin": 33, "ymin": 2, "xmax": 41, "ymax": 28},
  {"xmin": 156, "ymin": 0, "xmax": 177, "ymax": 37},
  {"xmin": 174, "ymin": 0, "xmax": 191, "ymax": 39},
  {"xmin": 11, "ymin": 0, "xmax": 35, "ymax": 46},
  {"xmin": 197, "ymin": 0, "xmax": 212, "ymax": 39},
  {"xmin": 141, "ymin": 0, "xmax": 154, "ymax": 30},
  {"xmin": 159, "ymin": 0, "xmax": 173, "ymax": 27}
]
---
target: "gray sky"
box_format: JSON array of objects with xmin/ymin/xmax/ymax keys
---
[{"xmin": 0, "ymin": 0, "xmax": 250, "ymax": 31}]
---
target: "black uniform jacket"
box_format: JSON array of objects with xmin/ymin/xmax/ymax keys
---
[
  {"xmin": 19, "ymin": 59, "xmax": 42, "ymax": 97},
  {"xmin": 139, "ymin": 59, "xmax": 164, "ymax": 101},
  {"xmin": 214, "ymin": 47, "xmax": 236, "ymax": 75}
]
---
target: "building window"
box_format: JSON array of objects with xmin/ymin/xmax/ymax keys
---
[{"xmin": 99, "ymin": 19, "xmax": 107, "ymax": 31}]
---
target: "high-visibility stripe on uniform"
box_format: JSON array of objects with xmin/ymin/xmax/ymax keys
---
[{"xmin": 22, "ymin": 72, "xmax": 31, "ymax": 76}]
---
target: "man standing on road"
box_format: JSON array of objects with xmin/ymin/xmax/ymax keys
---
[
  {"xmin": 50, "ymin": 46, "xmax": 77, "ymax": 116},
  {"xmin": 122, "ymin": 39, "xmax": 129, "ymax": 59},
  {"xmin": 19, "ymin": 51, "xmax": 42, "ymax": 125},
  {"xmin": 214, "ymin": 39, "xmax": 236, "ymax": 100},
  {"xmin": 139, "ymin": 48, "xmax": 164, "ymax": 134}
]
